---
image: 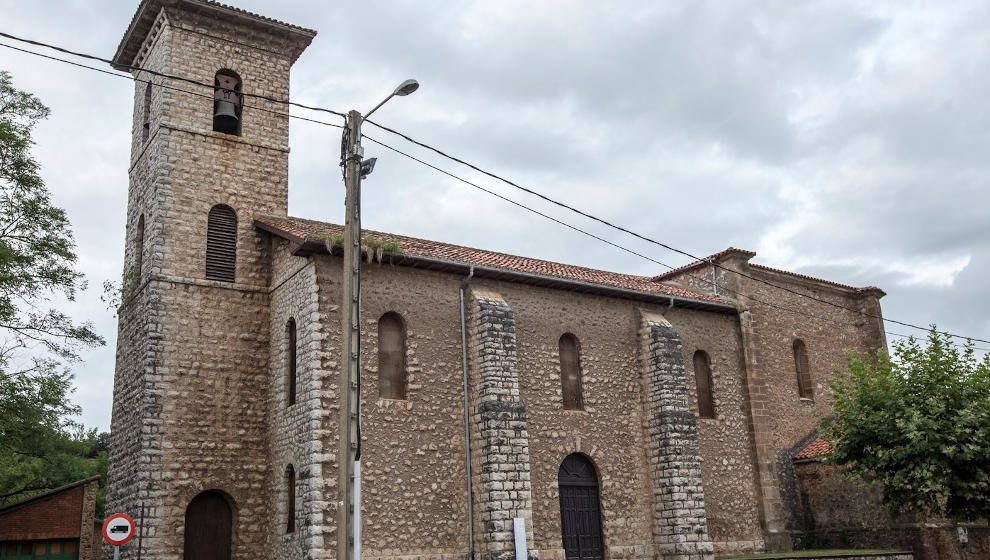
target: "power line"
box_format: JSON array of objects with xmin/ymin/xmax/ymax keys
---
[
  {"xmin": 0, "ymin": 41, "xmax": 344, "ymax": 131},
  {"xmin": 0, "ymin": 30, "xmax": 347, "ymax": 120},
  {"xmin": 5, "ymin": 31, "xmax": 987, "ymax": 346},
  {"xmin": 884, "ymin": 330, "xmax": 990, "ymax": 353},
  {"xmin": 362, "ymin": 134, "xmax": 676, "ymax": 271},
  {"xmin": 361, "ymin": 119, "xmax": 990, "ymax": 345},
  {"xmin": 369, "ymin": 132, "xmax": 986, "ymax": 358},
  {"xmin": 363, "ymin": 131, "xmax": 981, "ymax": 351},
  {"xmin": 364, "ymin": 130, "xmax": 990, "ymax": 349}
]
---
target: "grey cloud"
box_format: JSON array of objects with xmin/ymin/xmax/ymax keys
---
[{"xmin": 2, "ymin": 0, "xmax": 988, "ymax": 431}]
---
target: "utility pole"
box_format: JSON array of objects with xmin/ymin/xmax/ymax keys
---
[
  {"xmin": 338, "ymin": 109, "xmax": 362, "ymax": 560},
  {"xmin": 336, "ymin": 80, "xmax": 418, "ymax": 560}
]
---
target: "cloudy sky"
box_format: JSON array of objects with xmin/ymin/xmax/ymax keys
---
[{"xmin": 2, "ymin": 0, "xmax": 988, "ymax": 430}]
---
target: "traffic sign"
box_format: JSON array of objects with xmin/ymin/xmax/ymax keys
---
[{"xmin": 102, "ymin": 513, "xmax": 136, "ymax": 546}]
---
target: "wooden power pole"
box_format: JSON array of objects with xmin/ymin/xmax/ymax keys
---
[{"xmin": 338, "ymin": 109, "xmax": 363, "ymax": 560}]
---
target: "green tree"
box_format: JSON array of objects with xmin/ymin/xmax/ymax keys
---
[
  {"xmin": 0, "ymin": 70, "xmax": 106, "ymax": 504},
  {"xmin": 822, "ymin": 328, "xmax": 990, "ymax": 521}
]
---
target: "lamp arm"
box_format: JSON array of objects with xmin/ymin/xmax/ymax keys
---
[{"xmin": 364, "ymin": 92, "xmax": 395, "ymax": 120}]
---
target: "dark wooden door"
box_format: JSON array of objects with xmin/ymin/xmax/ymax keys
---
[
  {"xmin": 558, "ymin": 454, "xmax": 604, "ymax": 560},
  {"xmin": 183, "ymin": 491, "xmax": 232, "ymax": 560}
]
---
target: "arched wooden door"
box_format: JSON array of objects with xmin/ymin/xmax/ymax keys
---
[
  {"xmin": 558, "ymin": 454, "xmax": 605, "ymax": 560},
  {"xmin": 183, "ymin": 491, "xmax": 233, "ymax": 560}
]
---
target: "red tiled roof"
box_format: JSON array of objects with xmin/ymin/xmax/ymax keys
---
[
  {"xmin": 651, "ymin": 247, "xmax": 756, "ymax": 281},
  {"xmin": 254, "ymin": 215, "xmax": 727, "ymax": 304},
  {"xmin": 793, "ymin": 437, "xmax": 833, "ymax": 461},
  {"xmin": 750, "ymin": 264, "xmax": 885, "ymax": 296},
  {"xmin": 653, "ymin": 248, "xmax": 883, "ymax": 296},
  {"xmin": 113, "ymin": 0, "xmax": 316, "ymax": 69}
]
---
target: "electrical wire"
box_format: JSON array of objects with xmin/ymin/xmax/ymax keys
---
[
  {"xmin": 0, "ymin": 41, "xmax": 344, "ymax": 131},
  {"xmin": 4, "ymin": 30, "xmax": 987, "ymax": 346},
  {"xmin": 364, "ymin": 132, "xmax": 990, "ymax": 354},
  {"xmin": 0, "ymin": 30, "xmax": 347, "ymax": 119},
  {"xmin": 361, "ymin": 118, "xmax": 990, "ymax": 345},
  {"xmin": 884, "ymin": 330, "xmax": 990, "ymax": 353},
  {"xmin": 361, "ymin": 134, "xmax": 676, "ymax": 271}
]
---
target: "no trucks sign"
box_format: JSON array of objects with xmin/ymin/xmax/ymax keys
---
[{"xmin": 102, "ymin": 513, "xmax": 136, "ymax": 546}]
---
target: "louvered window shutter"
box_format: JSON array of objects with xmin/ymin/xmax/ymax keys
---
[{"xmin": 206, "ymin": 205, "xmax": 237, "ymax": 282}]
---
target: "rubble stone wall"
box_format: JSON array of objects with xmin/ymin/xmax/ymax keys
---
[
  {"xmin": 269, "ymin": 241, "xmax": 334, "ymax": 558},
  {"xmin": 108, "ymin": 4, "xmax": 306, "ymax": 559}
]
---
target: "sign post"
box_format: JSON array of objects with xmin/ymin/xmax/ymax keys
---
[{"xmin": 102, "ymin": 513, "xmax": 136, "ymax": 559}]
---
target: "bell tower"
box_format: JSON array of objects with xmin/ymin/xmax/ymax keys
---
[{"xmin": 106, "ymin": 1, "xmax": 315, "ymax": 557}]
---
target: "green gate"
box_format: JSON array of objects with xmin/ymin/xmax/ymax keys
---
[{"xmin": 0, "ymin": 541, "xmax": 79, "ymax": 559}]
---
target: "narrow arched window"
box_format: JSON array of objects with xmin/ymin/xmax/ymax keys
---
[
  {"xmin": 213, "ymin": 70, "xmax": 242, "ymax": 135},
  {"xmin": 133, "ymin": 214, "xmax": 145, "ymax": 287},
  {"xmin": 142, "ymin": 81, "xmax": 152, "ymax": 143},
  {"xmin": 693, "ymin": 350, "xmax": 715, "ymax": 419},
  {"xmin": 794, "ymin": 339, "xmax": 813, "ymax": 400},
  {"xmin": 287, "ymin": 318, "xmax": 297, "ymax": 406},
  {"xmin": 378, "ymin": 312, "xmax": 407, "ymax": 399},
  {"xmin": 286, "ymin": 465, "xmax": 296, "ymax": 534},
  {"xmin": 559, "ymin": 333, "xmax": 583, "ymax": 410},
  {"xmin": 206, "ymin": 204, "xmax": 236, "ymax": 282}
]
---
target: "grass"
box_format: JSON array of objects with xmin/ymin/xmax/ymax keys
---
[
  {"xmin": 320, "ymin": 232, "xmax": 401, "ymax": 257},
  {"xmin": 719, "ymin": 550, "xmax": 909, "ymax": 560}
]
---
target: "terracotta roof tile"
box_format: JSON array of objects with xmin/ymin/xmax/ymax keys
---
[
  {"xmin": 793, "ymin": 437, "xmax": 833, "ymax": 461},
  {"xmin": 254, "ymin": 215, "xmax": 727, "ymax": 304},
  {"xmin": 653, "ymin": 248, "xmax": 883, "ymax": 296},
  {"xmin": 651, "ymin": 248, "xmax": 756, "ymax": 281},
  {"xmin": 749, "ymin": 264, "xmax": 885, "ymax": 296},
  {"xmin": 113, "ymin": 0, "xmax": 316, "ymax": 69}
]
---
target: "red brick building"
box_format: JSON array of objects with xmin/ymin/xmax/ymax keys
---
[{"xmin": 0, "ymin": 476, "xmax": 99, "ymax": 560}]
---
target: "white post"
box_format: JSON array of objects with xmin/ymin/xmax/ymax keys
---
[
  {"xmin": 513, "ymin": 517, "xmax": 527, "ymax": 560},
  {"xmin": 354, "ymin": 459, "xmax": 362, "ymax": 560}
]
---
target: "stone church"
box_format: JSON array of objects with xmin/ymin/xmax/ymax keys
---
[{"xmin": 106, "ymin": 1, "xmax": 888, "ymax": 559}]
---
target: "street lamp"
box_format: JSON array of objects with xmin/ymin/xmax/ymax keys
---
[
  {"xmin": 366, "ymin": 78, "xmax": 420, "ymax": 119},
  {"xmin": 338, "ymin": 79, "xmax": 419, "ymax": 560}
]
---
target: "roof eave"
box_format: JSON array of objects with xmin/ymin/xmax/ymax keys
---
[
  {"xmin": 254, "ymin": 219, "xmax": 737, "ymax": 314},
  {"xmin": 0, "ymin": 475, "xmax": 101, "ymax": 516},
  {"xmin": 111, "ymin": 0, "xmax": 317, "ymax": 70}
]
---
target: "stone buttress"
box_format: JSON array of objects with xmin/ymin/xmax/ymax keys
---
[
  {"xmin": 639, "ymin": 310, "xmax": 715, "ymax": 560},
  {"xmin": 466, "ymin": 287, "xmax": 538, "ymax": 560}
]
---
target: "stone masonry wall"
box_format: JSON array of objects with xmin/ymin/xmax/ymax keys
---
[
  {"xmin": 314, "ymin": 256, "xmax": 471, "ymax": 560},
  {"xmin": 793, "ymin": 461, "xmax": 889, "ymax": 532},
  {"xmin": 664, "ymin": 308, "xmax": 764, "ymax": 555},
  {"xmin": 294, "ymin": 254, "xmax": 765, "ymax": 560},
  {"xmin": 510, "ymin": 286, "xmax": 655, "ymax": 560},
  {"xmin": 639, "ymin": 311, "xmax": 714, "ymax": 560},
  {"xmin": 299, "ymin": 256, "xmax": 761, "ymax": 560},
  {"xmin": 659, "ymin": 256, "xmax": 887, "ymax": 550},
  {"xmin": 466, "ymin": 287, "xmax": 537, "ymax": 560},
  {"xmin": 106, "ymin": 20, "xmax": 173, "ymax": 558},
  {"xmin": 269, "ymin": 240, "xmax": 335, "ymax": 559},
  {"xmin": 79, "ymin": 479, "xmax": 98, "ymax": 560},
  {"xmin": 108, "ymin": 4, "xmax": 307, "ymax": 559},
  {"xmin": 740, "ymin": 268, "xmax": 886, "ymax": 540}
]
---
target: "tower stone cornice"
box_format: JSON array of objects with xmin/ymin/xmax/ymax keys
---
[{"xmin": 112, "ymin": 0, "xmax": 316, "ymax": 71}]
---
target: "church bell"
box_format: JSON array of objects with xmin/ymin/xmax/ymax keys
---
[{"xmin": 213, "ymin": 73, "xmax": 242, "ymax": 135}]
